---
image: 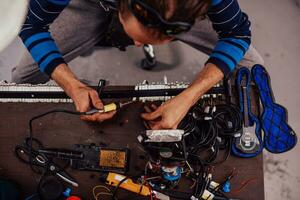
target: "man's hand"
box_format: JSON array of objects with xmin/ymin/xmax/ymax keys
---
[
  {"xmin": 69, "ymin": 84, "xmax": 116, "ymax": 122},
  {"xmin": 141, "ymin": 63, "xmax": 224, "ymax": 130},
  {"xmin": 51, "ymin": 63, "xmax": 116, "ymax": 122},
  {"xmin": 141, "ymin": 94, "xmax": 191, "ymax": 130}
]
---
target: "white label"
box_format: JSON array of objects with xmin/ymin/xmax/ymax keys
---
[
  {"xmin": 209, "ymin": 181, "xmax": 220, "ymax": 189},
  {"xmin": 202, "ymin": 190, "xmax": 215, "ymax": 200}
]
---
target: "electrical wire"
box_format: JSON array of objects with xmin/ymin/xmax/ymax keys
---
[
  {"xmin": 182, "ymin": 103, "xmax": 242, "ymax": 166},
  {"xmin": 96, "ymin": 192, "xmax": 113, "ymax": 200},
  {"xmin": 24, "ymin": 193, "xmax": 38, "ymax": 200},
  {"xmin": 230, "ymin": 178, "xmax": 257, "ymax": 194},
  {"xmin": 21, "ymin": 109, "xmax": 92, "ymax": 178},
  {"xmin": 111, "ymin": 176, "xmax": 130, "ymax": 200},
  {"xmin": 25, "ymin": 104, "xmax": 242, "ymax": 200},
  {"xmin": 93, "ymin": 185, "xmax": 113, "ymax": 200}
]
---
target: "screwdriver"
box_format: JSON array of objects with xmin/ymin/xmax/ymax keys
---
[{"xmin": 85, "ymin": 101, "xmax": 134, "ymax": 115}]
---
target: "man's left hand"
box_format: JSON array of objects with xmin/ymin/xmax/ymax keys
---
[
  {"xmin": 141, "ymin": 93, "xmax": 192, "ymax": 130},
  {"xmin": 141, "ymin": 63, "xmax": 224, "ymax": 130}
]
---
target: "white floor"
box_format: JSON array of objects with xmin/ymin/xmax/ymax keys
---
[
  {"xmin": 0, "ymin": 0, "xmax": 300, "ymax": 199},
  {"xmin": 241, "ymin": 0, "xmax": 300, "ymax": 199}
]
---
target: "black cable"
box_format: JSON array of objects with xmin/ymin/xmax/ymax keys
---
[
  {"xmin": 181, "ymin": 113, "xmax": 218, "ymax": 165},
  {"xmin": 180, "ymin": 112, "xmax": 218, "ymax": 153},
  {"xmin": 213, "ymin": 104, "xmax": 242, "ymax": 136},
  {"xmin": 210, "ymin": 138, "xmax": 233, "ymax": 165},
  {"xmin": 111, "ymin": 176, "xmax": 130, "ymax": 200},
  {"xmin": 182, "ymin": 103, "xmax": 241, "ymax": 166},
  {"xmin": 27, "ymin": 109, "xmax": 86, "ymax": 175}
]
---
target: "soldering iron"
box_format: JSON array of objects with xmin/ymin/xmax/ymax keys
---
[{"xmin": 85, "ymin": 101, "xmax": 133, "ymax": 115}]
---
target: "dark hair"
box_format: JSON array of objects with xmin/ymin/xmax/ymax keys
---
[
  {"xmin": 120, "ymin": 0, "xmax": 211, "ymax": 20},
  {"xmin": 119, "ymin": 0, "xmax": 211, "ymax": 36}
]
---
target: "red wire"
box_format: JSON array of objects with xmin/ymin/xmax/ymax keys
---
[
  {"xmin": 231, "ymin": 178, "xmax": 258, "ymax": 194},
  {"xmin": 145, "ymin": 180, "xmax": 154, "ymax": 200},
  {"xmin": 149, "ymin": 187, "xmax": 153, "ymax": 200}
]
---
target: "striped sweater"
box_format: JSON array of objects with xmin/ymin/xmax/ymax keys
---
[{"xmin": 19, "ymin": 0, "xmax": 251, "ymax": 77}]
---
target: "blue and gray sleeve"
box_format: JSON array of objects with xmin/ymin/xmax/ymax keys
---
[
  {"xmin": 19, "ymin": 0, "xmax": 70, "ymax": 76},
  {"xmin": 206, "ymin": 0, "xmax": 251, "ymax": 77}
]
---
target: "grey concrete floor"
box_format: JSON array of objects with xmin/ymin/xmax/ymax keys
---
[{"xmin": 0, "ymin": 0, "xmax": 300, "ymax": 199}]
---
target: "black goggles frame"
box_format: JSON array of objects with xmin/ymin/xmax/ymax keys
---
[{"xmin": 128, "ymin": 0, "xmax": 194, "ymax": 36}]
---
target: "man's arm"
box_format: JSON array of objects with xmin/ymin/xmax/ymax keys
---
[
  {"xmin": 19, "ymin": 0, "xmax": 116, "ymax": 122},
  {"xmin": 206, "ymin": 0, "xmax": 251, "ymax": 77},
  {"xmin": 19, "ymin": 0, "xmax": 70, "ymax": 75},
  {"xmin": 141, "ymin": 63, "xmax": 223, "ymax": 130},
  {"xmin": 142, "ymin": 0, "xmax": 251, "ymax": 129},
  {"xmin": 51, "ymin": 64, "xmax": 116, "ymax": 122}
]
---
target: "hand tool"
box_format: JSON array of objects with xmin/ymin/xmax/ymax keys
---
[
  {"xmin": 15, "ymin": 138, "xmax": 78, "ymax": 187},
  {"xmin": 231, "ymin": 67, "xmax": 263, "ymax": 158},
  {"xmin": 85, "ymin": 101, "xmax": 134, "ymax": 115}
]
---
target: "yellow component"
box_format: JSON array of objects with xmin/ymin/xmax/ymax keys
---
[
  {"xmin": 103, "ymin": 103, "xmax": 117, "ymax": 113},
  {"xmin": 106, "ymin": 173, "xmax": 151, "ymax": 196}
]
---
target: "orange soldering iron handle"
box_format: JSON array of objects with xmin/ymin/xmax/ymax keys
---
[{"xmin": 106, "ymin": 173, "xmax": 151, "ymax": 196}]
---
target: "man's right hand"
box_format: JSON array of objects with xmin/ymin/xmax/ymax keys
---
[
  {"xmin": 69, "ymin": 84, "xmax": 116, "ymax": 122},
  {"xmin": 51, "ymin": 64, "xmax": 116, "ymax": 122}
]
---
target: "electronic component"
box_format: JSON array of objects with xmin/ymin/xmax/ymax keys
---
[
  {"xmin": 142, "ymin": 129, "xmax": 185, "ymax": 143},
  {"xmin": 105, "ymin": 173, "xmax": 151, "ymax": 196},
  {"xmin": 70, "ymin": 144, "xmax": 129, "ymax": 174},
  {"xmin": 162, "ymin": 166, "xmax": 182, "ymax": 187},
  {"xmin": 0, "ymin": 81, "xmax": 224, "ymax": 103}
]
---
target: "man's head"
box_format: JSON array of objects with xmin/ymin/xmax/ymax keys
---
[{"xmin": 118, "ymin": 0, "xmax": 211, "ymax": 46}]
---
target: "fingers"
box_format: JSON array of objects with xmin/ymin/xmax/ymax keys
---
[
  {"xmin": 141, "ymin": 109, "xmax": 162, "ymax": 121},
  {"xmin": 81, "ymin": 88, "xmax": 116, "ymax": 122},
  {"xmin": 142, "ymin": 104, "xmax": 164, "ymax": 129},
  {"xmin": 150, "ymin": 104, "xmax": 158, "ymax": 110},
  {"xmin": 89, "ymin": 90, "xmax": 103, "ymax": 109},
  {"xmin": 72, "ymin": 87, "xmax": 96, "ymax": 113},
  {"xmin": 147, "ymin": 120, "xmax": 177, "ymax": 130},
  {"xmin": 148, "ymin": 121, "xmax": 162, "ymax": 130},
  {"xmin": 81, "ymin": 111, "xmax": 116, "ymax": 122},
  {"xmin": 141, "ymin": 103, "xmax": 162, "ymax": 121},
  {"xmin": 70, "ymin": 85, "xmax": 115, "ymax": 123},
  {"xmin": 144, "ymin": 105, "xmax": 152, "ymax": 113},
  {"xmin": 75, "ymin": 98, "xmax": 90, "ymax": 113},
  {"xmin": 143, "ymin": 121, "xmax": 151, "ymax": 129}
]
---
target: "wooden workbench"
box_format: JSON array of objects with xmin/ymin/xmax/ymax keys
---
[{"xmin": 0, "ymin": 99, "xmax": 264, "ymax": 200}]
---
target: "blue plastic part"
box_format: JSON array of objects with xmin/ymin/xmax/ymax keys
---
[
  {"xmin": 222, "ymin": 181, "xmax": 231, "ymax": 193},
  {"xmin": 251, "ymin": 64, "xmax": 297, "ymax": 153},
  {"xmin": 162, "ymin": 167, "xmax": 181, "ymax": 182},
  {"xmin": 63, "ymin": 188, "xmax": 72, "ymax": 197}
]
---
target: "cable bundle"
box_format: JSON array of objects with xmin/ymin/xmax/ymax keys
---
[{"xmin": 179, "ymin": 103, "xmax": 242, "ymax": 165}]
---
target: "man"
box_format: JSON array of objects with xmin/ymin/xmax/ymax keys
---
[{"xmin": 12, "ymin": 0, "xmax": 263, "ymax": 129}]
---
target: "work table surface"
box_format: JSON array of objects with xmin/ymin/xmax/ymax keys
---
[{"xmin": 0, "ymin": 100, "xmax": 264, "ymax": 200}]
